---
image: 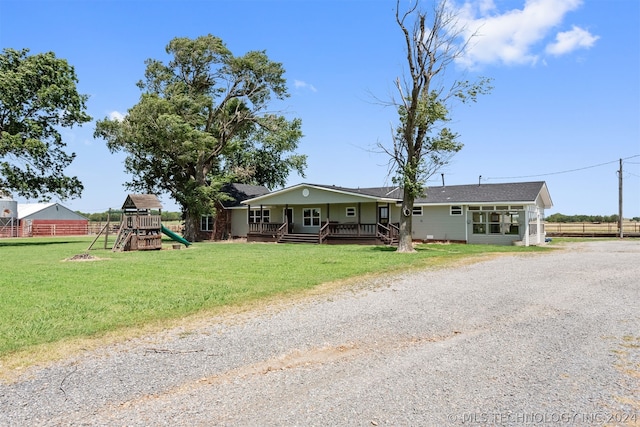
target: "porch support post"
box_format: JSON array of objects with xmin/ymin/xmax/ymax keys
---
[
  {"xmin": 260, "ymin": 204, "xmax": 263, "ymax": 233},
  {"xmin": 388, "ymin": 202, "xmax": 391, "ymax": 240},
  {"xmin": 536, "ymin": 207, "xmax": 542, "ymax": 245},
  {"xmin": 524, "ymin": 208, "xmax": 530, "ymax": 247},
  {"xmin": 358, "ymin": 202, "xmax": 361, "ymax": 236},
  {"xmin": 464, "ymin": 206, "xmax": 468, "ymax": 243}
]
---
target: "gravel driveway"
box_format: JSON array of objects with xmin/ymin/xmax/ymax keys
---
[{"xmin": 1, "ymin": 240, "xmax": 639, "ymax": 426}]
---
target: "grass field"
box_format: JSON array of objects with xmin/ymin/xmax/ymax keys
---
[{"xmin": 0, "ymin": 236, "xmax": 551, "ymax": 370}]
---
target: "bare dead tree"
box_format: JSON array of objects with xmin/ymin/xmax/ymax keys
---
[{"xmin": 382, "ymin": 0, "xmax": 492, "ymax": 253}]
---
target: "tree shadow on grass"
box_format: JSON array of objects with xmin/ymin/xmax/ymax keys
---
[{"xmin": 370, "ymin": 246, "xmax": 398, "ymax": 252}]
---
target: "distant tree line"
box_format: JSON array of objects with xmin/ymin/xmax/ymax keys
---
[
  {"xmin": 546, "ymin": 213, "xmax": 640, "ymax": 223},
  {"xmin": 76, "ymin": 211, "xmax": 182, "ymax": 222}
]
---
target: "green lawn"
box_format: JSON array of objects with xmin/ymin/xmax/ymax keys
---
[{"xmin": 0, "ymin": 236, "xmax": 550, "ymax": 362}]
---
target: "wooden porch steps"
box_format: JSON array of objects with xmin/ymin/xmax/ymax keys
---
[
  {"xmin": 377, "ymin": 233, "xmax": 398, "ymax": 246},
  {"xmin": 278, "ymin": 233, "xmax": 320, "ymax": 244}
]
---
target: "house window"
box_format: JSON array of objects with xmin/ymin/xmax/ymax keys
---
[
  {"xmin": 249, "ymin": 209, "xmax": 270, "ymax": 223},
  {"xmin": 346, "ymin": 207, "xmax": 356, "ymax": 217},
  {"xmin": 303, "ymin": 208, "xmax": 321, "ymax": 227},
  {"xmin": 506, "ymin": 212, "xmax": 520, "ymax": 235},
  {"xmin": 412, "ymin": 206, "xmax": 423, "ymax": 216},
  {"xmin": 472, "ymin": 211, "xmax": 521, "ymax": 235},
  {"xmin": 201, "ymin": 215, "xmax": 214, "ymax": 231},
  {"xmin": 472, "ymin": 212, "xmax": 486, "ymax": 234},
  {"xmin": 489, "ymin": 212, "xmax": 502, "ymax": 234},
  {"xmin": 450, "ymin": 205, "xmax": 462, "ymax": 216}
]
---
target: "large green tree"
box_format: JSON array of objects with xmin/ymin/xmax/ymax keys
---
[
  {"xmin": 95, "ymin": 35, "xmax": 306, "ymax": 241},
  {"xmin": 0, "ymin": 48, "xmax": 91, "ymax": 200},
  {"xmin": 384, "ymin": 0, "xmax": 491, "ymax": 252}
]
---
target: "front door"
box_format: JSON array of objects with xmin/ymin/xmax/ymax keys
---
[
  {"xmin": 378, "ymin": 206, "xmax": 389, "ymax": 225},
  {"xmin": 284, "ymin": 208, "xmax": 294, "ymax": 233}
]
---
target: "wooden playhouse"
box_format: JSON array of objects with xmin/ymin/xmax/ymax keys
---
[{"xmin": 113, "ymin": 194, "xmax": 163, "ymax": 251}]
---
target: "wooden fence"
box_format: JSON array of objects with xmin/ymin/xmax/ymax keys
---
[
  {"xmin": 1, "ymin": 223, "xmax": 89, "ymax": 237},
  {"xmin": 0, "ymin": 222, "xmax": 183, "ymax": 238},
  {"xmin": 544, "ymin": 222, "xmax": 640, "ymax": 236}
]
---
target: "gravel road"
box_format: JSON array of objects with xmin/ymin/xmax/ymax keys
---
[{"xmin": 1, "ymin": 240, "xmax": 639, "ymax": 426}]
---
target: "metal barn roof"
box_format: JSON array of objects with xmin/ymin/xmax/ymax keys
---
[{"xmin": 17, "ymin": 203, "xmax": 88, "ymax": 220}]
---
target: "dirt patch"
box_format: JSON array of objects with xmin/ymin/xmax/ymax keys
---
[{"xmin": 65, "ymin": 253, "xmax": 103, "ymax": 262}]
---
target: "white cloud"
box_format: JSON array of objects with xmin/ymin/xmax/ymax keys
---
[
  {"xmin": 545, "ymin": 25, "xmax": 599, "ymax": 56},
  {"xmin": 108, "ymin": 111, "xmax": 125, "ymax": 122},
  {"xmin": 293, "ymin": 80, "xmax": 317, "ymax": 93},
  {"xmin": 454, "ymin": 0, "xmax": 596, "ymax": 68}
]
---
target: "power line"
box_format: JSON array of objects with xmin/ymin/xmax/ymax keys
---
[{"xmin": 486, "ymin": 154, "xmax": 640, "ymax": 180}]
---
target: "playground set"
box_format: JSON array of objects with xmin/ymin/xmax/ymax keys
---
[{"xmin": 88, "ymin": 194, "xmax": 190, "ymax": 251}]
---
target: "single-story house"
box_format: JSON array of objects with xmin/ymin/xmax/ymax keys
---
[
  {"xmin": 17, "ymin": 202, "xmax": 89, "ymax": 237},
  {"xmin": 216, "ymin": 181, "xmax": 552, "ymax": 246}
]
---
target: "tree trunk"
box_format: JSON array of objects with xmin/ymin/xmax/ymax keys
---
[
  {"xmin": 183, "ymin": 210, "xmax": 201, "ymax": 242},
  {"xmin": 397, "ymin": 187, "xmax": 416, "ymax": 253},
  {"xmin": 213, "ymin": 206, "xmax": 230, "ymax": 240}
]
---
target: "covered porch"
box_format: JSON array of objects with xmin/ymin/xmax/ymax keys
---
[
  {"xmin": 247, "ymin": 219, "xmax": 399, "ymax": 245},
  {"xmin": 240, "ymin": 184, "xmax": 402, "ymax": 245}
]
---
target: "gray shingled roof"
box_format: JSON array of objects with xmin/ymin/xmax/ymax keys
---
[
  {"xmin": 310, "ymin": 184, "xmax": 400, "ymax": 199},
  {"xmin": 312, "ymin": 181, "xmax": 548, "ymax": 205},
  {"xmin": 416, "ymin": 181, "xmax": 548, "ymax": 204},
  {"xmin": 221, "ymin": 183, "xmax": 271, "ymax": 208}
]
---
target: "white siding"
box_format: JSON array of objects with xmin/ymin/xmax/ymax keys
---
[
  {"xmin": 230, "ymin": 209, "xmax": 249, "ymax": 237},
  {"xmin": 411, "ymin": 206, "xmax": 466, "ymax": 241}
]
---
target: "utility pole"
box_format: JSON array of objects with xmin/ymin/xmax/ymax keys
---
[{"xmin": 618, "ymin": 158, "xmax": 623, "ymax": 239}]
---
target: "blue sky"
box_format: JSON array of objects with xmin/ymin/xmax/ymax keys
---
[{"xmin": 1, "ymin": 0, "xmax": 639, "ymax": 217}]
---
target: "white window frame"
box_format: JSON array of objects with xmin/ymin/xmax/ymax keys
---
[
  {"xmin": 450, "ymin": 205, "xmax": 462, "ymax": 216},
  {"xmin": 412, "ymin": 206, "xmax": 423, "ymax": 216},
  {"xmin": 200, "ymin": 215, "xmax": 214, "ymax": 231},
  {"xmin": 303, "ymin": 208, "xmax": 321, "ymax": 227},
  {"xmin": 472, "ymin": 209, "xmax": 522, "ymax": 235},
  {"xmin": 249, "ymin": 208, "xmax": 270, "ymax": 223},
  {"xmin": 505, "ymin": 212, "xmax": 520, "ymax": 235},
  {"xmin": 472, "ymin": 212, "xmax": 487, "ymax": 234},
  {"xmin": 345, "ymin": 207, "xmax": 356, "ymax": 218},
  {"xmin": 488, "ymin": 212, "xmax": 502, "ymax": 234}
]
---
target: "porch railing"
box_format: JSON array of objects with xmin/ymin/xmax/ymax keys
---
[
  {"xmin": 249, "ymin": 220, "xmax": 399, "ymax": 245},
  {"xmin": 248, "ymin": 222, "xmax": 284, "ymax": 234},
  {"xmin": 277, "ymin": 222, "xmax": 288, "ymax": 241},
  {"xmin": 326, "ymin": 222, "xmax": 378, "ymax": 236},
  {"xmin": 319, "ymin": 221, "xmax": 330, "ymax": 243},
  {"xmin": 377, "ymin": 222, "xmax": 399, "ymax": 244}
]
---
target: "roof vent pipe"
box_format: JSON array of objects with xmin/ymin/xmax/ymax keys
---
[
  {"xmin": 441, "ymin": 173, "xmax": 445, "ymax": 187},
  {"xmin": 478, "ymin": 175, "xmax": 482, "ymax": 186}
]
